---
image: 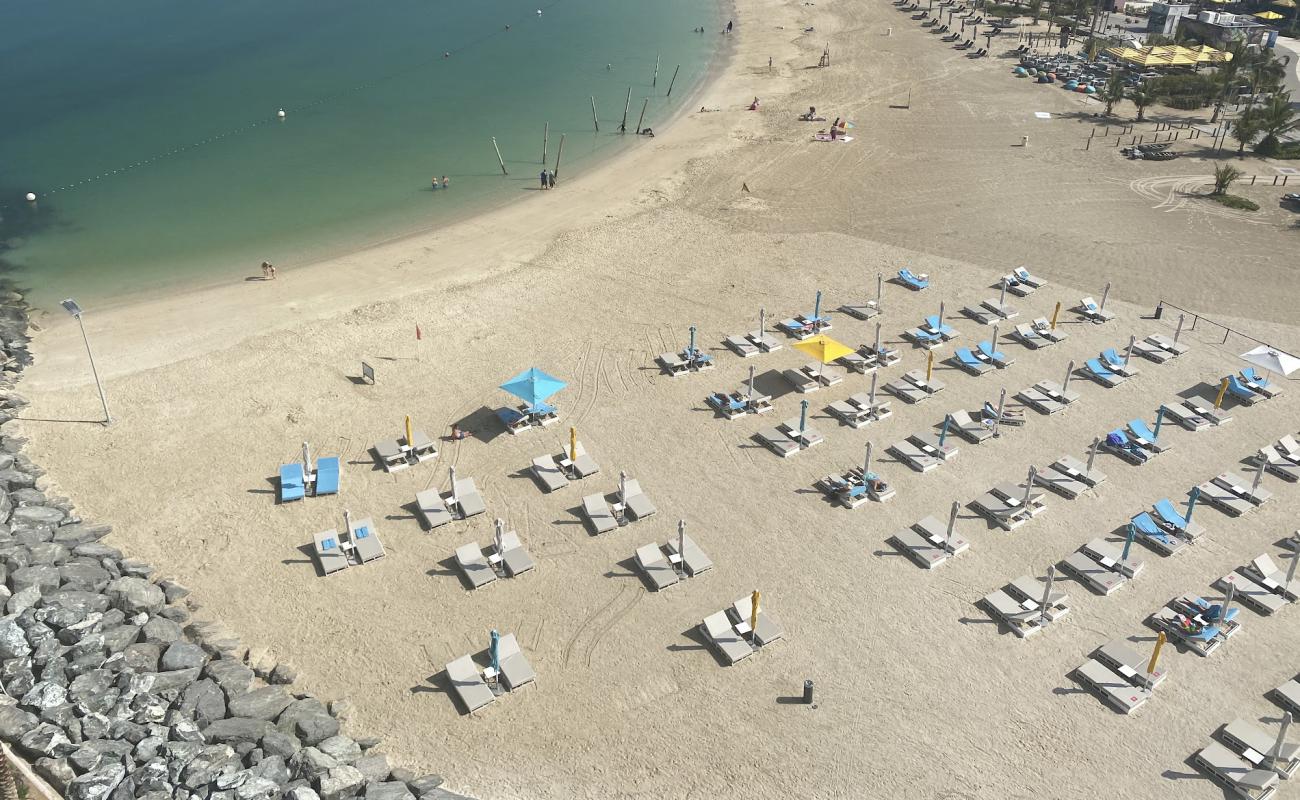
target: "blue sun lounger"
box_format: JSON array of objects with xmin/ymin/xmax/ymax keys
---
[
  {"xmin": 1104, "ymin": 430, "xmax": 1149, "ymax": 464},
  {"xmin": 955, "ymin": 348, "xmax": 991, "ymax": 375},
  {"xmin": 1226, "ymin": 375, "xmax": 1263, "ymax": 404},
  {"xmin": 1101, "ymin": 348, "xmax": 1139, "ymax": 378},
  {"xmin": 1154, "ymin": 498, "xmax": 1204, "ymax": 538},
  {"xmin": 1132, "ymin": 512, "xmax": 1185, "ymax": 556},
  {"xmin": 977, "ymin": 340, "xmax": 1013, "ymax": 368},
  {"xmin": 279, "ymin": 464, "xmax": 306, "ymax": 503},
  {"xmin": 898, "ymin": 269, "xmax": 929, "ymax": 290},
  {"xmin": 1240, "ymin": 368, "xmax": 1283, "ymax": 398},
  {"xmin": 314, "ymin": 457, "xmax": 340, "ymax": 496},
  {"xmin": 1084, "ymin": 359, "xmax": 1125, "ymax": 388},
  {"xmin": 924, "ymin": 315, "xmax": 956, "ymax": 339},
  {"xmin": 1127, "ymin": 419, "xmax": 1168, "ymax": 454}
]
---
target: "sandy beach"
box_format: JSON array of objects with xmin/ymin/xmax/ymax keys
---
[{"xmin": 15, "ymin": 0, "xmax": 1300, "ymax": 798}]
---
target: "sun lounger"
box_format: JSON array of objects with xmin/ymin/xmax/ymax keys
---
[
  {"xmin": 701, "ymin": 611, "xmax": 753, "ymax": 665},
  {"xmin": 1100, "ymin": 348, "xmax": 1140, "ymax": 378},
  {"xmin": 923, "ymin": 315, "xmax": 958, "ymax": 341},
  {"xmin": 984, "ymin": 401, "xmax": 1023, "ymax": 426},
  {"xmin": 777, "ymin": 317, "xmax": 822, "ymax": 340},
  {"xmin": 972, "ymin": 485, "xmax": 1043, "ymax": 531},
  {"xmin": 840, "ymin": 299, "xmax": 880, "ymax": 320},
  {"xmin": 913, "ymin": 515, "xmax": 971, "ymax": 554},
  {"xmin": 909, "ymin": 431, "xmax": 957, "ymax": 461},
  {"xmin": 779, "ymin": 418, "xmax": 824, "ymax": 449},
  {"xmin": 1279, "ymin": 435, "xmax": 1300, "ymax": 463},
  {"xmin": 1176, "ymin": 594, "xmax": 1242, "ymax": 630},
  {"xmin": 1214, "ymin": 471, "xmax": 1273, "ymax": 506},
  {"xmin": 635, "ymin": 543, "xmax": 680, "ymax": 591},
  {"xmin": 1013, "ymin": 267, "xmax": 1046, "ymax": 288},
  {"xmin": 903, "ymin": 369, "xmax": 944, "ymax": 395},
  {"xmin": 1129, "ymin": 338, "xmax": 1170, "ymax": 363},
  {"xmin": 980, "ymin": 298, "xmax": 1018, "ymax": 319},
  {"xmin": 948, "ymin": 410, "xmax": 993, "ymax": 442},
  {"xmin": 581, "ymin": 493, "xmax": 618, "ymax": 534},
  {"xmin": 962, "ymin": 306, "xmax": 998, "ymax": 325},
  {"xmin": 904, "ymin": 327, "xmax": 944, "ymax": 349},
  {"xmin": 898, "ymin": 268, "xmax": 929, "ymax": 290},
  {"xmin": 1149, "ymin": 498, "xmax": 1203, "ymax": 540},
  {"xmin": 1227, "ymin": 375, "xmax": 1263, "ymax": 405},
  {"xmin": 1126, "ymin": 419, "xmax": 1170, "ymax": 455},
  {"xmin": 707, "ymin": 391, "xmax": 750, "ymax": 420},
  {"xmin": 859, "ymin": 342, "xmax": 901, "ymax": 367},
  {"xmin": 828, "ymin": 400, "xmax": 871, "ymax": 429},
  {"xmin": 455, "ymin": 543, "xmax": 497, "ymax": 589},
  {"xmin": 1254, "ymin": 448, "xmax": 1300, "ymax": 482},
  {"xmin": 757, "ymin": 427, "xmax": 800, "ymax": 458},
  {"xmin": 1062, "ymin": 551, "xmax": 1123, "ymax": 595},
  {"xmin": 1102, "ymin": 430, "xmax": 1148, "ymax": 465},
  {"xmin": 619, "ymin": 479, "xmax": 657, "ymax": 520},
  {"xmin": 837, "ymin": 350, "xmax": 873, "ymax": 373},
  {"xmin": 1082, "ymin": 537, "xmax": 1142, "ymax": 577},
  {"xmin": 954, "ymin": 348, "xmax": 992, "ymax": 375},
  {"xmin": 495, "ymin": 633, "xmax": 536, "ymax": 691},
  {"xmin": 445, "ymin": 655, "xmax": 495, "ymax": 714},
  {"xmin": 1245, "ymin": 554, "xmax": 1300, "ymax": 600},
  {"xmin": 1084, "ymin": 359, "xmax": 1125, "ymax": 388},
  {"xmin": 1131, "ymin": 512, "xmax": 1187, "ymax": 556},
  {"xmin": 1012, "ymin": 323, "xmax": 1051, "ymax": 349},
  {"xmin": 1163, "ymin": 401, "xmax": 1209, "ymax": 431},
  {"xmin": 1148, "ymin": 333, "xmax": 1189, "ymax": 357},
  {"xmin": 981, "ymin": 589, "xmax": 1042, "ymax": 638},
  {"xmin": 1035, "ymin": 379, "xmax": 1080, "ymax": 407},
  {"xmin": 1034, "ymin": 465, "xmax": 1087, "ymax": 499},
  {"xmin": 531, "ymin": 455, "xmax": 569, "ymax": 493},
  {"xmin": 1150, "ymin": 605, "xmax": 1222, "ymax": 657},
  {"xmin": 313, "ymin": 530, "xmax": 349, "ymax": 576},
  {"xmin": 889, "ymin": 439, "xmax": 940, "ymax": 472},
  {"xmin": 1030, "ymin": 318, "xmax": 1067, "ymax": 343},
  {"xmin": 450, "ymin": 478, "xmax": 487, "ymax": 519},
  {"xmin": 1222, "ymin": 719, "xmax": 1300, "ymax": 779},
  {"xmin": 1185, "ymin": 396, "xmax": 1232, "ymax": 425},
  {"xmin": 975, "ymin": 340, "xmax": 1013, "ymax": 368},
  {"xmin": 885, "ymin": 378, "xmax": 928, "ymax": 404},
  {"xmin": 730, "ymin": 598, "xmax": 783, "ymax": 646},
  {"xmin": 1240, "ymin": 368, "xmax": 1283, "ymax": 398},
  {"xmin": 782, "ymin": 368, "xmax": 819, "ymax": 393},
  {"xmin": 1077, "ymin": 296, "xmax": 1115, "ymax": 324},
  {"xmin": 1054, "ymin": 455, "xmax": 1106, "ymax": 487},
  {"xmin": 848, "ymin": 392, "xmax": 891, "ymax": 420},
  {"xmin": 1095, "ymin": 640, "xmax": 1167, "ymax": 688},
  {"xmin": 1216, "ymin": 570, "xmax": 1286, "ymax": 616},
  {"xmin": 564, "ymin": 442, "xmax": 600, "ymax": 479},
  {"xmin": 890, "ymin": 518, "xmax": 969, "ymax": 569},
  {"xmin": 313, "ymin": 457, "xmax": 340, "ymax": 496},
  {"xmin": 1016, "ymin": 387, "xmax": 1063, "ymax": 415},
  {"xmin": 742, "ymin": 329, "xmax": 782, "ymax": 353},
  {"xmin": 497, "ymin": 531, "xmax": 535, "ymax": 576},
  {"xmin": 665, "ymin": 533, "xmax": 713, "ymax": 576},
  {"xmin": 657, "ymin": 351, "xmax": 688, "ymax": 376},
  {"xmin": 816, "ymin": 473, "xmax": 871, "ymax": 509},
  {"xmin": 279, "ymin": 464, "xmax": 306, "ymax": 503},
  {"xmin": 1074, "ymin": 659, "xmax": 1151, "ymax": 714},
  {"xmin": 724, "ymin": 335, "xmax": 760, "ymax": 358},
  {"xmin": 1007, "ymin": 574, "xmax": 1067, "ymax": 617},
  {"xmin": 1194, "ymin": 741, "xmax": 1279, "ymax": 800},
  {"xmin": 416, "ymin": 489, "xmax": 454, "ymax": 530},
  {"xmin": 1002, "ymin": 275, "xmax": 1034, "ymax": 297},
  {"xmin": 348, "ymin": 517, "xmax": 384, "ymax": 564},
  {"xmin": 1273, "ymin": 679, "xmax": 1300, "ymax": 716},
  {"xmin": 374, "ymin": 438, "xmax": 408, "ymax": 472},
  {"xmin": 800, "ymin": 363, "xmax": 844, "ymax": 387}
]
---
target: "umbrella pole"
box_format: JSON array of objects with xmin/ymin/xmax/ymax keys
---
[
  {"xmin": 677, "ymin": 520, "xmax": 686, "ymax": 575},
  {"xmin": 1153, "ymin": 406, "xmax": 1165, "ymax": 441},
  {"xmin": 876, "ymin": 273, "xmax": 883, "ymax": 311},
  {"xmin": 759, "ymin": 308, "xmax": 766, "ymax": 344},
  {"xmin": 873, "ymin": 323, "xmax": 882, "ymax": 357},
  {"xmin": 863, "ymin": 443, "xmax": 873, "ymax": 489},
  {"xmin": 1062, "ymin": 360, "xmax": 1074, "ymax": 395},
  {"xmin": 344, "ymin": 508, "xmax": 352, "ymax": 541},
  {"xmin": 1125, "ymin": 334, "xmax": 1135, "ymax": 370},
  {"xmin": 991, "ymin": 324, "xmax": 1000, "ymax": 353},
  {"xmin": 998, "ymin": 279, "xmax": 1007, "ymax": 310},
  {"xmin": 450, "ymin": 466, "xmax": 458, "ymax": 507},
  {"xmin": 619, "ymin": 470, "xmax": 627, "ymax": 504},
  {"xmin": 1121, "ymin": 523, "xmax": 1135, "ymax": 569},
  {"xmin": 926, "ymin": 351, "xmax": 934, "ymax": 382},
  {"xmin": 938, "ymin": 300, "xmax": 946, "ymax": 328},
  {"xmin": 1146, "ymin": 632, "xmax": 1165, "ymax": 683},
  {"xmin": 946, "ymin": 501, "xmax": 958, "ymax": 554},
  {"xmin": 1087, "ymin": 437, "xmax": 1100, "ymax": 475},
  {"xmin": 1021, "ymin": 466, "xmax": 1036, "ymax": 520},
  {"xmin": 302, "ymin": 441, "xmax": 312, "ymax": 475},
  {"xmin": 1214, "ymin": 377, "xmax": 1229, "ymax": 409},
  {"xmin": 813, "ymin": 290, "xmax": 822, "ymax": 325},
  {"xmin": 939, "ymin": 415, "xmax": 950, "ymax": 448},
  {"xmin": 1185, "ymin": 487, "xmax": 1199, "ymax": 526},
  {"xmin": 1174, "ymin": 313, "xmax": 1185, "ymax": 343},
  {"xmin": 1100, "ymin": 281, "xmax": 1111, "ymax": 311},
  {"xmin": 688, "ymin": 325, "xmax": 697, "ymax": 362},
  {"xmin": 490, "ymin": 629, "xmax": 500, "ymax": 677},
  {"xmin": 993, "ymin": 387, "xmax": 1007, "ymax": 437},
  {"xmin": 495, "ymin": 518, "xmax": 504, "ymax": 558},
  {"xmin": 1220, "ymin": 582, "xmax": 1236, "ymax": 626},
  {"xmin": 1039, "ymin": 565, "xmax": 1055, "ymax": 626},
  {"xmin": 748, "ymin": 366, "xmax": 756, "ymax": 400},
  {"xmin": 798, "ymin": 400, "xmax": 809, "ymax": 446},
  {"xmin": 1050, "ymin": 301, "xmax": 1060, "ymax": 330},
  {"xmin": 1252, "ymin": 457, "xmax": 1266, "ymax": 499},
  {"xmin": 868, "ymin": 373, "xmax": 878, "ymax": 412},
  {"xmin": 1286, "ymin": 536, "xmax": 1300, "ymax": 586}
]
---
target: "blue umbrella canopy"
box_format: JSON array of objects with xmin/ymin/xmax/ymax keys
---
[{"xmin": 500, "ymin": 368, "xmax": 567, "ymax": 407}]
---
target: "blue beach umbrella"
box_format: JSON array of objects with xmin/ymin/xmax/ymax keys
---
[
  {"xmin": 1153, "ymin": 406, "xmax": 1166, "ymax": 440},
  {"xmin": 813, "ymin": 291, "xmax": 823, "ymax": 322},
  {"xmin": 500, "ymin": 367, "xmax": 567, "ymax": 409},
  {"xmin": 490, "ymin": 629, "xmax": 501, "ymax": 674},
  {"xmin": 1122, "ymin": 522, "xmax": 1136, "ymax": 563},
  {"xmin": 1184, "ymin": 486, "xmax": 1200, "ymax": 524},
  {"xmin": 938, "ymin": 415, "xmax": 951, "ymax": 447}
]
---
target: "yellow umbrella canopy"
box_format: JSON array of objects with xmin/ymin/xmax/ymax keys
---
[
  {"xmin": 793, "ymin": 334, "xmax": 855, "ymax": 364},
  {"xmin": 1256, "ymin": 10, "xmax": 1285, "ymax": 19}
]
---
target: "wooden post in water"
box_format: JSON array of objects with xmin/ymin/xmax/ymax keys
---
[
  {"xmin": 491, "ymin": 137, "xmax": 508, "ymax": 176},
  {"xmin": 590, "ymin": 96, "xmax": 599, "ymax": 132},
  {"xmin": 667, "ymin": 65, "xmax": 681, "ymax": 97},
  {"xmin": 554, "ymin": 134, "xmax": 566, "ymax": 179},
  {"xmin": 653, "ymin": 54, "xmax": 661, "ymax": 87},
  {"xmin": 621, "ymin": 87, "xmax": 632, "ymax": 133},
  {"xmin": 542, "ymin": 122, "xmax": 549, "ymax": 164},
  {"xmin": 635, "ymin": 97, "xmax": 649, "ymax": 134}
]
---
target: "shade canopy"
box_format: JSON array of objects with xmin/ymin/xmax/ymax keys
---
[
  {"xmin": 500, "ymin": 367, "xmax": 567, "ymax": 406},
  {"xmin": 1104, "ymin": 44, "xmax": 1231, "ymax": 67},
  {"xmin": 793, "ymin": 334, "xmax": 855, "ymax": 364},
  {"xmin": 1240, "ymin": 345, "xmax": 1300, "ymax": 376}
]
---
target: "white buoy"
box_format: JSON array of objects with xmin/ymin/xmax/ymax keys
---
[
  {"xmin": 537, "ymin": 8, "xmax": 542, "ymax": 14},
  {"xmin": 277, "ymin": 108, "xmax": 286, "ymax": 120},
  {"xmin": 24, "ymin": 193, "xmax": 36, "ymax": 203}
]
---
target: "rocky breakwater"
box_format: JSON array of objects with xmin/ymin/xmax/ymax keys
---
[{"xmin": 0, "ymin": 289, "xmax": 470, "ymax": 800}]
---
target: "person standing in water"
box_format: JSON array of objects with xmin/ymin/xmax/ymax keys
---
[{"xmin": 441, "ymin": 175, "xmax": 449, "ymax": 189}]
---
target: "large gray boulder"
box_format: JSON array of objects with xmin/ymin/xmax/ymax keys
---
[
  {"xmin": 105, "ymin": 578, "xmax": 164, "ymax": 616},
  {"xmin": 180, "ymin": 743, "xmax": 240, "ymax": 790},
  {"xmin": 316, "ymin": 735, "xmax": 361, "ymax": 764},
  {"xmin": 364, "ymin": 783, "xmax": 415, "ymax": 800},
  {"xmin": 58, "ymin": 563, "xmax": 112, "ymax": 593},
  {"xmin": 10, "ymin": 565, "xmax": 60, "ymax": 595},
  {"xmin": 0, "ymin": 705, "xmax": 38, "ymax": 740},
  {"xmin": 140, "ymin": 666, "xmax": 201, "ymax": 695},
  {"xmin": 180, "ymin": 679, "xmax": 227, "ymax": 726},
  {"xmin": 161, "ymin": 641, "xmax": 209, "ymax": 671},
  {"xmin": 122, "ymin": 642, "xmax": 160, "ymax": 672},
  {"xmin": 202, "ymin": 717, "xmax": 275, "ymax": 746},
  {"xmin": 277, "ymin": 697, "xmax": 338, "ymax": 746},
  {"xmin": 317, "ymin": 765, "xmax": 364, "ymax": 800},
  {"xmin": 11, "ymin": 505, "xmax": 66, "ymax": 527},
  {"xmin": 0, "ymin": 615, "xmax": 29, "ymax": 658},
  {"xmin": 353, "ymin": 753, "xmax": 390, "ymax": 784},
  {"xmin": 228, "ymin": 686, "xmax": 292, "ymax": 721},
  {"xmin": 260, "ymin": 729, "xmax": 301, "ymax": 759},
  {"xmin": 66, "ymin": 762, "xmax": 125, "ymax": 800},
  {"xmin": 19, "ymin": 721, "xmax": 75, "ymax": 758},
  {"xmin": 205, "ymin": 658, "xmax": 254, "ymax": 697}
]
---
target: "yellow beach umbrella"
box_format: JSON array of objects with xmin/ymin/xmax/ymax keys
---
[
  {"xmin": 1256, "ymin": 10, "xmax": 1285, "ymax": 19},
  {"xmin": 569, "ymin": 426, "xmax": 577, "ymax": 462},
  {"xmin": 405, "ymin": 415, "xmax": 413, "ymax": 448},
  {"xmin": 794, "ymin": 334, "xmax": 855, "ymax": 385},
  {"xmin": 749, "ymin": 590, "xmax": 761, "ymax": 634}
]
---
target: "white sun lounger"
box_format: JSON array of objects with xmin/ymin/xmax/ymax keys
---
[
  {"xmin": 1254, "ymin": 448, "xmax": 1300, "ymax": 482},
  {"xmin": 1215, "ymin": 471, "xmax": 1273, "ymax": 506},
  {"xmin": 665, "ymin": 533, "xmax": 713, "ymax": 576},
  {"xmin": 1130, "ymin": 338, "xmax": 1171, "ymax": 363},
  {"xmin": 313, "ymin": 530, "xmax": 350, "ymax": 576},
  {"xmin": 621, "ymin": 479, "xmax": 657, "ymax": 520},
  {"xmin": 1222, "ymin": 719, "xmax": 1300, "ymax": 779},
  {"xmin": 1007, "ymin": 574, "xmax": 1068, "ymax": 620},
  {"xmin": 1031, "ymin": 318, "xmax": 1068, "ymax": 343},
  {"xmin": 981, "ymin": 589, "xmax": 1042, "ymax": 638},
  {"xmin": 746, "ymin": 329, "xmax": 783, "ymax": 352},
  {"xmin": 416, "ymin": 489, "xmax": 454, "ymax": 530},
  {"xmin": 1195, "ymin": 741, "xmax": 1279, "ymax": 800},
  {"xmin": 1036, "ymin": 379, "xmax": 1081, "ymax": 407},
  {"xmin": 1034, "ymin": 466, "xmax": 1087, "ymax": 499},
  {"xmin": 757, "ymin": 427, "xmax": 801, "ymax": 458},
  {"xmin": 1014, "ymin": 267, "xmax": 1046, "ymax": 288},
  {"xmin": 635, "ymin": 543, "xmax": 680, "ymax": 591},
  {"xmin": 1199, "ymin": 481, "xmax": 1254, "ymax": 517},
  {"xmin": 455, "ymin": 543, "xmax": 497, "ymax": 589},
  {"xmin": 782, "ymin": 369, "xmax": 819, "ymax": 393},
  {"xmin": 949, "ymin": 410, "xmax": 993, "ymax": 443},
  {"xmin": 914, "ymin": 515, "xmax": 971, "ymax": 555},
  {"xmin": 903, "ymin": 369, "xmax": 945, "ymax": 394},
  {"xmin": 1081, "ymin": 537, "xmax": 1143, "ymax": 578},
  {"xmin": 1185, "ymin": 396, "xmax": 1232, "ymax": 425},
  {"xmin": 374, "ymin": 438, "xmax": 409, "ymax": 472},
  {"xmin": 1062, "ymin": 551, "xmax": 1124, "ymax": 595},
  {"xmin": 1095, "ymin": 640, "xmax": 1167, "ymax": 688},
  {"xmin": 801, "ymin": 363, "xmax": 844, "ymax": 387},
  {"xmin": 889, "ymin": 439, "xmax": 940, "ymax": 472},
  {"xmin": 981, "ymin": 298, "xmax": 1019, "ymax": 319},
  {"xmin": 449, "ymin": 479, "xmax": 487, "ymax": 519},
  {"xmin": 1163, "ymin": 401, "xmax": 1209, "ymax": 431},
  {"xmin": 839, "ymin": 299, "xmax": 880, "ymax": 320},
  {"xmin": 885, "ymin": 379, "xmax": 928, "ymax": 404},
  {"xmin": 1147, "ymin": 333, "xmax": 1189, "ymax": 356},
  {"xmin": 1245, "ymin": 553, "xmax": 1300, "ymax": 600},
  {"xmin": 890, "ymin": 527, "xmax": 953, "ymax": 569},
  {"xmin": 582, "ymin": 493, "xmax": 618, "ymax": 534},
  {"xmin": 1074, "ymin": 659, "xmax": 1151, "ymax": 714},
  {"xmin": 848, "ymin": 392, "xmax": 891, "ymax": 419},
  {"xmin": 1054, "ymin": 455, "xmax": 1106, "ymax": 487},
  {"xmin": 1012, "ymin": 323, "xmax": 1052, "ymax": 349},
  {"xmin": 962, "ymin": 306, "xmax": 998, "ymax": 326},
  {"xmin": 497, "ymin": 531, "xmax": 535, "ymax": 577},
  {"xmin": 531, "ymin": 455, "xmax": 569, "ymax": 493},
  {"xmin": 349, "ymin": 517, "xmax": 384, "ymax": 564},
  {"xmin": 497, "ymin": 633, "xmax": 536, "ymax": 691},
  {"xmin": 1016, "ymin": 387, "xmax": 1064, "ymax": 415},
  {"xmin": 909, "ymin": 431, "xmax": 957, "ymax": 461},
  {"xmin": 828, "ymin": 400, "xmax": 871, "ymax": 428},
  {"xmin": 564, "ymin": 441, "xmax": 601, "ymax": 478},
  {"xmin": 1077, "ymin": 297, "xmax": 1116, "ymax": 324},
  {"xmin": 724, "ymin": 335, "xmax": 760, "ymax": 358},
  {"xmin": 1002, "ymin": 275, "xmax": 1034, "ymax": 297},
  {"xmin": 702, "ymin": 611, "xmax": 753, "ymax": 665},
  {"xmin": 730, "ymin": 598, "xmax": 784, "ymax": 646},
  {"xmin": 657, "ymin": 351, "xmax": 688, "ymax": 375},
  {"xmin": 1273, "ymin": 679, "xmax": 1300, "ymax": 715},
  {"xmin": 445, "ymin": 655, "xmax": 495, "ymax": 714},
  {"xmin": 778, "ymin": 418, "xmax": 824, "ymax": 448},
  {"xmin": 1215, "ymin": 571, "xmax": 1287, "ymax": 616}
]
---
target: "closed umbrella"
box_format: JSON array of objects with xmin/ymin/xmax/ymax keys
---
[
  {"xmin": 812, "ymin": 291, "xmax": 824, "ymax": 326},
  {"xmin": 489, "ymin": 629, "xmax": 501, "ymax": 675},
  {"xmin": 1240, "ymin": 345, "xmax": 1300, "ymax": 378},
  {"xmin": 749, "ymin": 590, "xmax": 760, "ymax": 634},
  {"xmin": 1121, "ymin": 523, "xmax": 1136, "ymax": 571},
  {"xmin": 1184, "ymin": 486, "xmax": 1200, "ymax": 525},
  {"xmin": 1152, "ymin": 406, "xmax": 1165, "ymax": 441},
  {"xmin": 500, "ymin": 367, "xmax": 568, "ymax": 411}
]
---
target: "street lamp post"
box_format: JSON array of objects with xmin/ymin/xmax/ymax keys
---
[{"xmin": 60, "ymin": 299, "xmax": 111, "ymax": 425}]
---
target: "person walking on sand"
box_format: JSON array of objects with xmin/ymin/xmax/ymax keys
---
[
  {"xmin": 548, "ymin": 170, "xmax": 556, "ymax": 189},
  {"xmin": 268, "ymin": 263, "xmax": 276, "ymax": 279},
  {"xmin": 540, "ymin": 169, "xmax": 549, "ymax": 190},
  {"xmin": 261, "ymin": 261, "xmax": 270, "ymax": 279}
]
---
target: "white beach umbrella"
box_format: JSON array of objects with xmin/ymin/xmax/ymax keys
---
[{"xmin": 1240, "ymin": 345, "xmax": 1300, "ymax": 377}]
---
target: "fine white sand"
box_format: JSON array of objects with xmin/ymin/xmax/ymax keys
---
[{"xmin": 17, "ymin": 0, "xmax": 1300, "ymax": 798}]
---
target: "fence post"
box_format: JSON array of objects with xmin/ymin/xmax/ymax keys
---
[
  {"xmin": 1251, "ymin": 175, "xmax": 1256, "ymax": 185},
  {"xmin": 1273, "ymin": 176, "xmax": 1279, "ymax": 186}
]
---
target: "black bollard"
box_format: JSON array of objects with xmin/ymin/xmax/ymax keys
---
[{"xmin": 803, "ymin": 679, "xmax": 814, "ymax": 704}]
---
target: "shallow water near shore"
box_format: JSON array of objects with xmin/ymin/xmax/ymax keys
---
[{"xmin": 0, "ymin": 0, "xmax": 720, "ymax": 307}]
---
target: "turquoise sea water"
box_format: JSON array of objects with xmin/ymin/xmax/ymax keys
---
[{"xmin": 0, "ymin": 0, "xmax": 720, "ymax": 307}]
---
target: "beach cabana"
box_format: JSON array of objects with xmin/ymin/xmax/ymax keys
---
[{"xmin": 499, "ymin": 367, "xmax": 566, "ymax": 433}]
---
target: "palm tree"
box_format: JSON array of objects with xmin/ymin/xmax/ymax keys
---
[
  {"xmin": 1102, "ymin": 74, "xmax": 1125, "ymax": 116},
  {"xmin": 1128, "ymin": 87, "xmax": 1155, "ymax": 121},
  {"xmin": 1213, "ymin": 164, "xmax": 1243, "ymax": 196},
  {"xmin": 1211, "ymin": 42, "xmax": 1249, "ymax": 122},
  {"xmin": 1253, "ymin": 92, "xmax": 1300, "ymax": 156},
  {"xmin": 1231, "ymin": 110, "xmax": 1262, "ymax": 156},
  {"xmin": 1249, "ymin": 57, "xmax": 1286, "ymax": 98}
]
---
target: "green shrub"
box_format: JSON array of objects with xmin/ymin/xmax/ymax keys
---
[{"xmin": 1209, "ymin": 194, "xmax": 1259, "ymax": 211}]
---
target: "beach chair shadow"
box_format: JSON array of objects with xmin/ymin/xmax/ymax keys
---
[
  {"xmin": 285, "ymin": 543, "xmax": 319, "ymax": 574},
  {"xmin": 1051, "ymin": 685, "xmax": 1090, "ymax": 697},
  {"xmin": 752, "ymin": 369, "xmax": 797, "ymax": 402},
  {"xmin": 457, "ymin": 406, "xmax": 506, "ymax": 443},
  {"xmin": 1176, "ymin": 382, "xmax": 1222, "ymax": 401},
  {"xmin": 431, "ymin": 555, "xmax": 470, "ymax": 587},
  {"xmin": 390, "ymin": 501, "xmax": 424, "ymax": 523},
  {"xmin": 605, "ymin": 557, "xmax": 640, "ymax": 580},
  {"xmin": 667, "ymin": 625, "xmax": 718, "ymax": 662},
  {"xmin": 1161, "ymin": 753, "xmax": 1211, "ymax": 783},
  {"xmin": 410, "ymin": 669, "xmax": 452, "ymax": 697}
]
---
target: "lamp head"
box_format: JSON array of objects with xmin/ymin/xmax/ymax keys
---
[{"xmin": 61, "ymin": 299, "xmax": 83, "ymax": 317}]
